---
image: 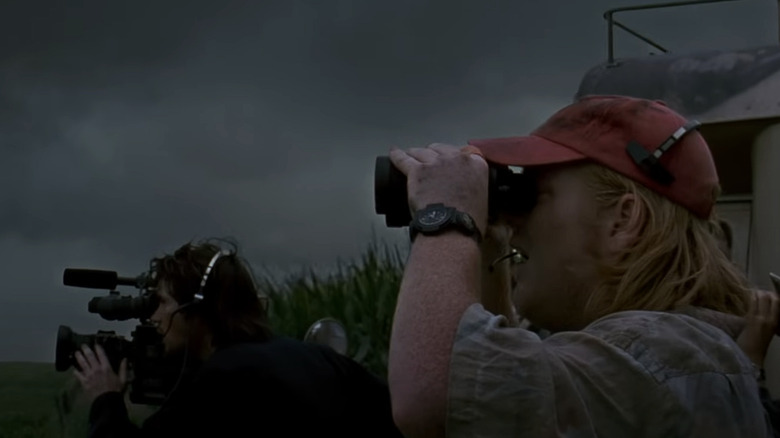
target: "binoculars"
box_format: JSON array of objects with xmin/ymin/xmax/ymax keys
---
[{"xmin": 373, "ymin": 156, "xmax": 536, "ymax": 227}]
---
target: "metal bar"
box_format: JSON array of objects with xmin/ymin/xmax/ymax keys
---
[
  {"xmin": 612, "ymin": 19, "xmax": 669, "ymax": 53},
  {"xmin": 603, "ymin": 0, "xmax": 740, "ymax": 18},
  {"xmin": 603, "ymin": 0, "xmax": 742, "ymax": 63}
]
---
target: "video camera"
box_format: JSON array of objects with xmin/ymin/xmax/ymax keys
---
[
  {"xmin": 373, "ymin": 155, "xmax": 537, "ymax": 227},
  {"xmin": 55, "ymin": 267, "xmax": 180, "ymax": 405}
]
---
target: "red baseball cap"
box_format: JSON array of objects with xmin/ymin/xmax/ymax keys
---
[{"xmin": 469, "ymin": 95, "xmax": 719, "ymax": 219}]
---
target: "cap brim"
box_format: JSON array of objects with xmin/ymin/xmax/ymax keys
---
[{"xmin": 469, "ymin": 135, "xmax": 587, "ymax": 167}]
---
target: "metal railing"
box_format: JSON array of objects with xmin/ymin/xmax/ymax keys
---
[{"xmin": 604, "ymin": 0, "xmax": 742, "ymax": 65}]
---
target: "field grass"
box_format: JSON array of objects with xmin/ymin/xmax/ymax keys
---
[
  {"xmin": 263, "ymin": 239, "xmax": 406, "ymax": 378},
  {"xmin": 1, "ymin": 239, "xmax": 406, "ymax": 437},
  {"xmin": 0, "ymin": 362, "xmax": 73, "ymax": 438},
  {"xmin": 0, "ymin": 362, "xmax": 156, "ymax": 438}
]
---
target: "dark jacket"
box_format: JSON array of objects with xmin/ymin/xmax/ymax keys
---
[
  {"xmin": 760, "ymin": 386, "xmax": 780, "ymax": 438},
  {"xmin": 88, "ymin": 336, "xmax": 402, "ymax": 437}
]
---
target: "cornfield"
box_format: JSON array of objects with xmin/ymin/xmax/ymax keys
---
[{"xmin": 262, "ymin": 238, "xmax": 406, "ymax": 378}]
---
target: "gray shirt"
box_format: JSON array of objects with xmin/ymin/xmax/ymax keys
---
[{"xmin": 447, "ymin": 304, "xmax": 772, "ymax": 437}]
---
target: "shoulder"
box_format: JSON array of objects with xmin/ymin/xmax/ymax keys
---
[
  {"xmin": 574, "ymin": 310, "xmax": 753, "ymax": 381},
  {"xmin": 582, "ymin": 310, "xmax": 737, "ymax": 351},
  {"xmin": 201, "ymin": 337, "xmax": 383, "ymax": 382}
]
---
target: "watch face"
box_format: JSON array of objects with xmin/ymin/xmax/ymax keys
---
[{"xmin": 418, "ymin": 208, "xmax": 450, "ymax": 226}]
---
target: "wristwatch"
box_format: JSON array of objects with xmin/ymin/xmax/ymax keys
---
[{"xmin": 409, "ymin": 203, "xmax": 482, "ymax": 244}]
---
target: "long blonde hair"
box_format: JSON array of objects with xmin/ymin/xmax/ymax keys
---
[{"xmin": 582, "ymin": 164, "xmax": 751, "ymax": 320}]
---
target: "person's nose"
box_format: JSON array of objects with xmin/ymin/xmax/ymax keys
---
[{"xmin": 149, "ymin": 309, "xmax": 163, "ymax": 332}]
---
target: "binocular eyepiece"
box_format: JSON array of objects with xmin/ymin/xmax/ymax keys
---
[{"xmin": 373, "ymin": 156, "xmax": 536, "ymax": 227}]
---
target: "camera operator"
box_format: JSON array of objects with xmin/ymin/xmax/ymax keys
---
[
  {"xmin": 73, "ymin": 239, "xmax": 401, "ymax": 437},
  {"xmin": 386, "ymin": 95, "xmax": 771, "ymax": 437}
]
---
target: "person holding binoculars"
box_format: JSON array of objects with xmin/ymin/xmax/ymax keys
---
[{"xmin": 378, "ymin": 95, "xmax": 772, "ymax": 437}]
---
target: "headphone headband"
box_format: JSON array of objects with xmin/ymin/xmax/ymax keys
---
[{"xmin": 193, "ymin": 249, "xmax": 231, "ymax": 302}]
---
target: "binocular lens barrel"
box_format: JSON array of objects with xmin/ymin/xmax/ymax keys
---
[
  {"xmin": 374, "ymin": 156, "xmax": 413, "ymax": 227},
  {"xmin": 373, "ymin": 156, "xmax": 537, "ymax": 227}
]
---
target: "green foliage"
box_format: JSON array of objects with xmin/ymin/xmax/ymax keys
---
[
  {"xmin": 0, "ymin": 362, "xmax": 156, "ymax": 438},
  {"xmin": 0, "ymin": 362, "xmax": 70, "ymax": 438},
  {"xmin": 262, "ymin": 239, "xmax": 406, "ymax": 378}
]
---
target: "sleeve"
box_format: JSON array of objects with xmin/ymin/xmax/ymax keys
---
[
  {"xmin": 445, "ymin": 304, "xmax": 677, "ymax": 438},
  {"xmin": 88, "ymin": 391, "xmax": 142, "ymax": 438},
  {"xmin": 88, "ymin": 370, "xmax": 263, "ymax": 437}
]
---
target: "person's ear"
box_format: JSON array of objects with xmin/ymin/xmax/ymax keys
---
[{"xmin": 603, "ymin": 193, "xmax": 644, "ymax": 255}]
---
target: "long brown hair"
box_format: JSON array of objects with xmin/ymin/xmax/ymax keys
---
[
  {"xmin": 151, "ymin": 238, "xmax": 273, "ymax": 348},
  {"xmin": 582, "ymin": 164, "xmax": 751, "ymax": 320}
]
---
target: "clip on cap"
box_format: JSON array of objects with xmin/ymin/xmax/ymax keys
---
[{"xmin": 627, "ymin": 120, "xmax": 701, "ymax": 186}]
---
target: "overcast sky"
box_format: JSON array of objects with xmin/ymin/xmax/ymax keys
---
[{"xmin": 1, "ymin": 0, "xmax": 777, "ymax": 362}]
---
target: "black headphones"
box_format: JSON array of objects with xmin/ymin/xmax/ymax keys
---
[{"xmin": 170, "ymin": 248, "xmax": 232, "ymax": 317}]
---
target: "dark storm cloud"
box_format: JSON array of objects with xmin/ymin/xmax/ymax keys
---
[
  {"xmin": 0, "ymin": 0, "xmax": 776, "ymax": 361},
  {"xmin": 1, "ymin": 0, "xmax": 591, "ymax": 250}
]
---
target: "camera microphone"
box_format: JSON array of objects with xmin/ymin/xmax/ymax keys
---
[{"xmin": 63, "ymin": 269, "xmax": 140, "ymax": 289}]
